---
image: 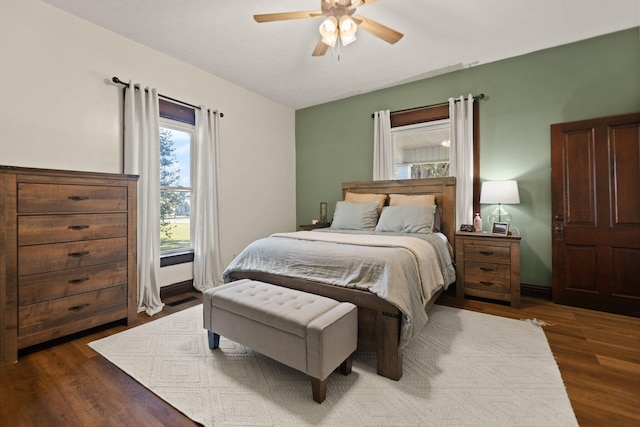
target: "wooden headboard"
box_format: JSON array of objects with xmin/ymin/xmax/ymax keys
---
[{"xmin": 342, "ymin": 177, "xmax": 457, "ymax": 253}]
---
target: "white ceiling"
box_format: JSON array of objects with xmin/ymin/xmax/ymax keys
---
[{"xmin": 43, "ymin": 0, "xmax": 639, "ymax": 110}]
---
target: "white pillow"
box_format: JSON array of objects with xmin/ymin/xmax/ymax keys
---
[
  {"xmin": 374, "ymin": 205, "xmax": 437, "ymax": 234},
  {"xmin": 330, "ymin": 201, "xmax": 379, "ymax": 230}
]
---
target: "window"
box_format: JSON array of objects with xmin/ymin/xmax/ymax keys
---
[
  {"xmin": 387, "ymin": 100, "xmax": 480, "ymax": 214},
  {"xmin": 159, "ymin": 121, "xmax": 193, "ymax": 254},
  {"xmin": 158, "ymin": 99, "xmax": 197, "ymax": 265},
  {"xmin": 391, "ymin": 119, "xmax": 451, "ymax": 179}
]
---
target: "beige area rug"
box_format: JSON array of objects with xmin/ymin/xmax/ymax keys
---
[{"xmin": 89, "ymin": 304, "xmax": 578, "ymax": 426}]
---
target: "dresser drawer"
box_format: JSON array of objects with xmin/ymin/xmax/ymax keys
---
[
  {"xmin": 18, "ymin": 285, "xmax": 128, "ymax": 337},
  {"xmin": 19, "ymin": 262, "xmax": 128, "ymax": 306},
  {"xmin": 464, "ymin": 244, "xmax": 510, "ymax": 263},
  {"xmin": 18, "ymin": 213, "xmax": 127, "ymax": 246},
  {"xmin": 18, "ymin": 183, "xmax": 127, "ymax": 213},
  {"xmin": 18, "ymin": 237, "xmax": 127, "ymax": 276}
]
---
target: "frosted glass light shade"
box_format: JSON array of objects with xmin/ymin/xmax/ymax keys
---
[
  {"xmin": 339, "ymin": 15, "xmax": 357, "ymax": 46},
  {"xmin": 319, "ymin": 16, "xmax": 338, "ymax": 47}
]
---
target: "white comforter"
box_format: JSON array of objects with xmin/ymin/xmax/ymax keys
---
[{"xmin": 223, "ymin": 230, "xmax": 455, "ymax": 346}]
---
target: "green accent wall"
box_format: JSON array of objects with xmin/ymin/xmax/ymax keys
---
[{"xmin": 295, "ymin": 28, "xmax": 640, "ymax": 287}]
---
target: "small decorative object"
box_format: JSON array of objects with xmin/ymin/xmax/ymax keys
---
[
  {"xmin": 460, "ymin": 224, "xmax": 474, "ymax": 232},
  {"xmin": 491, "ymin": 222, "xmax": 510, "ymax": 236},
  {"xmin": 473, "ymin": 213, "xmax": 482, "ymax": 232},
  {"xmin": 320, "ymin": 202, "xmax": 328, "ymax": 224}
]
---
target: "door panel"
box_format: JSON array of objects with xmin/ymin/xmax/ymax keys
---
[
  {"xmin": 611, "ymin": 124, "xmax": 640, "ymax": 225},
  {"xmin": 551, "ymin": 112, "xmax": 640, "ymax": 317},
  {"xmin": 564, "ymin": 129, "xmax": 596, "ymax": 225}
]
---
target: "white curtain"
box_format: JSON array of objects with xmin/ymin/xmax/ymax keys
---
[
  {"xmin": 449, "ymin": 95, "xmax": 475, "ymax": 229},
  {"xmin": 123, "ymin": 81, "xmax": 164, "ymax": 316},
  {"xmin": 192, "ymin": 107, "xmax": 223, "ymax": 291},
  {"xmin": 373, "ymin": 109, "xmax": 393, "ymax": 180}
]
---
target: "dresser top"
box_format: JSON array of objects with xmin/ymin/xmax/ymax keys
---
[{"xmin": 0, "ymin": 165, "xmax": 138, "ymax": 180}]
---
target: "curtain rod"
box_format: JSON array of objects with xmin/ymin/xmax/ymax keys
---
[
  {"xmin": 111, "ymin": 76, "xmax": 224, "ymax": 117},
  {"xmin": 370, "ymin": 93, "xmax": 485, "ymax": 118}
]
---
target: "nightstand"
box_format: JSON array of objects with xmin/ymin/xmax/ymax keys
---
[
  {"xmin": 299, "ymin": 223, "xmax": 331, "ymax": 231},
  {"xmin": 454, "ymin": 232, "xmax": 521, "ymax": 307}
]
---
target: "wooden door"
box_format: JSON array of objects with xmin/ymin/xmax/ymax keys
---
[{"xmin": 551, "ymin": 112, "xmax": 640, "ymax": 317}]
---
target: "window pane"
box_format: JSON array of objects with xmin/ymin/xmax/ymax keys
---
[
  {"xmin": 160, "ymin": 126, "xmax": 192, "ymax": 253},
  {"xmin": 160, "ymin": 188, "xmax": 191, "ymax": 252},
  {"xmin": 392, "ymin": 119, "xmax": 450, "ymax": 179}
]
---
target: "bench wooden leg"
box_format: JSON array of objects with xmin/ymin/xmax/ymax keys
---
[
  {"xmin": 340, "ymin": 354, "xmax": 353, "ymax": 375},
  {"xmin": 207, "ymin": 331, "xmax": 220, "ymax": 349},
  {"xmin": 310, "ymin": 377, "xmax": 327, "ymax": 404}
]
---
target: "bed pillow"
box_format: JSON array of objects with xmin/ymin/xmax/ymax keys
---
[
  {"xmin": 389, "ymin": 193, "xmax": 440, "ymax": 232},
  {"xmin": 330, "ymin": 201, "xmax": 379, "ymax": 230},
  {"xmin": 389, "ymin": 193, "xmax": 436, "ymax": 206},
  {"xmin": 374, "ymin": 205, "xmax": 437, "ymax": 234},
  {"xmin": 344, "ymin": 191, "xmax": 387, "ymax": 210}
]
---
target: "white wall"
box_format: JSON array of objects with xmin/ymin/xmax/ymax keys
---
[{"xmin": 1, "ymin": 0, "xmax": 297, "ymax": 286}]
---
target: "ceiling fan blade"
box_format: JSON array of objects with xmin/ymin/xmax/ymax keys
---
[
  {"xmin": 352, "ymin": 15, "xmax": 404, "ymax": 44},
  {"xmin": 254, "ymin": 11, "xmax": 322, "ymax": 23},
  {"xmin": 312, "ymin": 38, "xmax": 329, "ymax": 56}
]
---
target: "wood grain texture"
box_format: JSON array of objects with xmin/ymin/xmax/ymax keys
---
[{"xmin": 0, "ymin": 167, "xmax": 138, "ymax": 366}]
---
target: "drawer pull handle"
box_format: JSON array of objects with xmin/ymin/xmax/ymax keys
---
[
  {"xmin": 480, "ymin": 281, "xmax": 494, "ymax": 286},
  {"xmin": 68, "ymin": 225, "xmax": 90, "ymax": 231},
  {"xmin": 480, "ymin": 267, "xmax": 494, "ymax": 272},
  {"xmin": 68, "ymin": 196, "xmax": 89, "ymax": 201},
  {"xmin": 69, "ymin": 277, "xmax": 90, "ymax": 284},
  {"xmin": 68, "ymin": 303, "xmax": 90, "ymax": 312},
  {"xmin": 68, "ymin": 251, "xmax": 90, "ymax": 258},
  {"xmin": 479, "ymin": 251, "xmax": 494, "ymax": 256}
]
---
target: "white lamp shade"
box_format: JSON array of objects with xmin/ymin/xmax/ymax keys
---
[{"xmin": 480, "ymin": 180, "xmax": 520, "ymax": 204}]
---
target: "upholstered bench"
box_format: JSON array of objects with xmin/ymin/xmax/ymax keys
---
[{"xmin": 203, "ymin": 279, "xmax": 357, "ymax": 403}]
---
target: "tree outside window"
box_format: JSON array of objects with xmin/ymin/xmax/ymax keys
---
[{"xmin": 159, "ymin": 125, "xmax": 192, "ymax": 252}]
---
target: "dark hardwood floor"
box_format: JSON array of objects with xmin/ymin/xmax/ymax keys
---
[{"xmin": 1, "ymin": 291, "xmax": 638, "ymax": 426}]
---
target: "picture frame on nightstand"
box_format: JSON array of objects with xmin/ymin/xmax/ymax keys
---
[{"xmin": 491, "ymin": 222, "xmax": 509, "ymax": 236}]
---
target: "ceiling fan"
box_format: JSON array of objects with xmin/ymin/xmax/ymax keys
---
[{"xmin": 254, "ymin": 0, "xmax": 404, "ymax": 56}]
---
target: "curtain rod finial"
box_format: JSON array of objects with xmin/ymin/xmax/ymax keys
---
[{"xmin": 112, "ymin": 76, "xmax": 129, "ymax": 87}]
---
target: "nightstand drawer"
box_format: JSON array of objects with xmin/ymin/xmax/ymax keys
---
[
  {"xmin": 464, "ymin": 258, "xmax": 511, "ymax": 292},
  {"xmin": 465, "ymin": 260, "xmax": 510, "ymax": 280},
  {"xmin": 464, "ymin": 244, "xmax": 510, "ymax": 263},
  {"xmin": 464, "ymin": 272, "xmax": 510, "ymax": 293}
]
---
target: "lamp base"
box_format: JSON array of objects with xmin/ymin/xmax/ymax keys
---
[{"xmin": 487, "ymin": 204, "xmax": 512, "ymax": 226}]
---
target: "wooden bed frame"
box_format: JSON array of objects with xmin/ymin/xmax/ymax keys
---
[{"xmin": 229, "ymin": 177, "xmax": 456, "ymax": 381}]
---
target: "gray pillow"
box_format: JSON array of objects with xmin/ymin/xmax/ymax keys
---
[
  {"xmin": 330, "ymin": 201, "xmax": 379, "ymax": 230},
  {"xmin": 374, "ymin": 205, "xmax": 437, "ymax": 234}
]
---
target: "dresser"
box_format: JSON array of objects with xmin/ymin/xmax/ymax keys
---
[
  {"xmin": 454, "ymin": 232, "xmax": 521, "ymax": 307},
  {"xmin": 0, "ymin": 166, "xmax": 138, "ymax": 366}
]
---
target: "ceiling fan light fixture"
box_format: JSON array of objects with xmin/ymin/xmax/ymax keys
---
[
  {"xmin": 339, "ymin": 15, "xmax": 357, "ymax": 46},
  {"xmin": 319, "ymin": 16, "xmax": 338, "ymax": 46}
]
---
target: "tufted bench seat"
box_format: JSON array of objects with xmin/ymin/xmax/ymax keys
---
[{"xmin": 203, "ymin": 279, "xmax": 357, "ymax": 403}]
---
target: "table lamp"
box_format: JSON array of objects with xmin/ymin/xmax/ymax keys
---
[{"xmin": 480, "ymin": 180, "xmax": 520, "ymax": 226}]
